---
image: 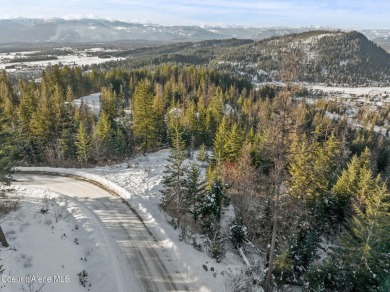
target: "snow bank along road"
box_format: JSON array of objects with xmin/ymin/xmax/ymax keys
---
[{"xmin": 13, "ymin": 173, "xmax": 189, "ymax": 292}]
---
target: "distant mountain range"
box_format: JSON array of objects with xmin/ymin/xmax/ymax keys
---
[{"xmin": 0, "ymin": 18, "xmax": 389, "ymax": 51}]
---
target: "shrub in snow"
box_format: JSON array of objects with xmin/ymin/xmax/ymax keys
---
[
  {"xmin": 0, "ymin": 191, "xmax": 20, "ymax": 216},
  {"xmin": 210, "ymin": 237, "xmax": 224, "ymax": 263},
  {"xmin": 202, "ymin": 227, "xmax": 225, "ymax": 263},
  {"xmin": 44, "ymin": 218, "xmax": 52, "ymax": 225},
  {"xmin": 77, "ymin": 270, "xmax": 91, "ymax": 288},
  {"xmin": 229, "ymin": 218, "xmax": 248, "ymax": 248},
  {"xmin": 0, "ymin": 191, "xmax": 20, "ymax": 247},
  {"xmin": 178, "ymin": 224, "xmax": 190, "ymax": 242},
  {"xmin": 224, "ymin": 266, "xmax": 263, "ymax": 292},
  {"xmin": 192, "ymin": 237, "xmax": 202, "ymax": 251},
  {"xmin": 41, "ymin": 193, "xmax": 51, "ymax": 212},
  {"xmin": 196, "ymin": 144, "xmax": 209, "ymax": 163},
  {"xmin": 20, "ymin": 254, "xmax": 33, "ymax": 268},
  {"xmin": 21, "ymin": 281, "xmax": 45, "ymax": 292},
  {"xmin": 167, "ymin": 217, "xmax": 179, "ymax": 230},
  {"xmin": 52, "ymin": 201, "xmax": 66, "ymax": 223}
]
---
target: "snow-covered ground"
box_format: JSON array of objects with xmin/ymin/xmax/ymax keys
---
[
  {"xmin": 73, "ymin": 93, "xmax": 101, "ymax": 115},
  {"xmin": 0, "ymin": 186, "xmax": 125, "ymax": 292},
  {"xmin": 15, "ymin": 150, "xmax": 254, "ymax": 291},
  {"xmin": 309, "ymin": 85, "xmax": 390, "ymax": 95},
  {"xmin": 0, "ymin": 51, "xmax": 125, "ymax": 71}
]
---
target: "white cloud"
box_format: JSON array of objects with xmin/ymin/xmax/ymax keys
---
[
  {"xmin": 0, "ymin": 0, "xmax": 389, "ymax": 28},
  {"xmin": 63, "ymin": 13, "xmax": 95, "ymax": 20}
]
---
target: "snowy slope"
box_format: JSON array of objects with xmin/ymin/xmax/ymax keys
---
[{"xmin": 0, "ymin": 186, "xmax": 129, "ymax": 292}]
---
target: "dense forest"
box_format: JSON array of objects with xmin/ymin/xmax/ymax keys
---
[{"xmin": 0, "ymin": 63, "xmax": 390, "ymax": 291}]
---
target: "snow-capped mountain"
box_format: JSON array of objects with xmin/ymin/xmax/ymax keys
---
[{"xmin": 0, "ymin": 18, "xmax": 389, "ymax": 52}]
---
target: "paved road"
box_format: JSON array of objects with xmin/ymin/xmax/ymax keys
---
[{"xmin": 14, "ymin": 173, "xmax": 189, "ymax": 292}]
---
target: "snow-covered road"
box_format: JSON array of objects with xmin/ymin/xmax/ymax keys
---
[{"xmin": 13, "ymin": 173, "xmax": 189, "ymax": 292}]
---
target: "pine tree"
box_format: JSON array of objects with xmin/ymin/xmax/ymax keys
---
[
  {"xmin": 153, "ymin": 83, "xmax": 167, "ymax": 145},
  {"xmin": 333, "ymin": 147, "xmax": 373, "ymax": 218},
  {"xmin": 100, "ymin": 86, "xmax": 117, "ymax": 121},
  {"xmin": 0, "ymin": 70, "xmax": 16, "ymax": 124},
  {"xmin": 95, "ymin": 112, "xmax": 112, "ymax": 145},
  {"xmin": 75, "ymin": 122, "xmax": 91, "ymax": 164},
  {"xmin": 330, "ymin": 175, "xmax": 390, "ymax": 291},
  {"xmin": 288, "ymin": 133, "xmax": 342, "ymax": 203},
  {"xmin": 183, "ymin": 163, "xmax": 206, "ymax": 221},
  {"xmin": 197, "ymin": 143, "xmax": 208, "ymax": 162},
  {"xmin": 223, "ymin": 122, "xmax": 243, "ymax": 162},
  {"xmin": 0, "ymin": 86, "xmax": 13, "ymax": 248},
  {"xmin": 213, "ymin": 118, "xmax": 227, "ymax": 163},
  {"xmin": 133, "ymin": 80, "xmax": 156, "ymax": 152},
  {"xmin": 0, "ymin": 100, "xmax": 12, "ymax": 184},
  {"xmin": 160, "ymin": 115, "xmax": 186, "ymax": 216},
  {"xmin": 18, "ymin": 80, "xmax": 37, "ymax": 133},
  {"xmin": 196, "ymin": 180, "xmax": 227, "ymax": 235}
]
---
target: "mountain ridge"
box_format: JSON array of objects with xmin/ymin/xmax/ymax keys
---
[
  {"xmin": 93, "ymin": 30, "xmax": 390, "ymax": 85},
  {"xmin": 0, "ymin": 18, "xmax": 388, "ymax": 50}
]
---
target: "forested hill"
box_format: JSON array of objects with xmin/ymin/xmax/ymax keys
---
[
  {"xmin": 99, "ymin": 30, "xmax": 390, "ymax": 85},
  {"xmin": 216, "ymin": 30, "xmax": 390, "ymax": 84}
]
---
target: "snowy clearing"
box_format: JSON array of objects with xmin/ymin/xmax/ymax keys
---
[
  {"xmin": 0, "ymin": 50, "xmax": 125, "ymax": 71},
  {"xmin": 73, "ymin": 93, "xmax": 101, "ymax": 115},
  {"xmin": 0, "ymin": 185, "xmax": 126, "ymax": 292},
  {"xmin": 309, "ymin": 85, "xmax": 390, "ymax": 95}
]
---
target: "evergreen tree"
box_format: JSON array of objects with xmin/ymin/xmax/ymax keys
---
[
  {"xmin": 183, "ymin": 163, "xmax": 206, "ymax": 221},
  {"xmin": 0, "ymin": 99, "xmax": 12, "ymax": 184},
  {"xmin": 197, "ymin": 143, "xmax": 208, "ymax": 162},
  {"xmin": 196, "ymin": 180, "xmax": 227, "ymax": 235},
  {"xmin": 288, "ymin": 133, "xmax": 342, "ymax": 203},
  {"xmin": 336, "ymin": 178, "xmax": 390, "ymax": 291},
  {"xmin": 332, "ymin": 147, "xmax": 373, "ymax": 219},
  {"xmin": 223, "ymin": 122, "xmax": 243, "ymax": 162},
  {"xmin": 308, "ymin": 171, "xmax": 390, "ymax": 291},
  {"xmin": 0, "ymin": 70, "xmax": 16, "ymax": 124},
  {"xmin": 153, "ymin": 83, "xmax": 167, "ymax": 145},
  {"xmin": 160, "ymin": 115, "xmax": 186, "ymax": 216},
  {"xmin": 133, "ymin": 80, "xmax": 156, "ymax": 152},
  {"xmin": 100, "ymin": 86, "xmax": 117, "ymax": 121},
  {"xmin": 213, "ymin": 118, "xmax": 227, "ymax": 163},
  {"xmin": 95, "ymin": 112, "xmax": 112, "ymax": 146},
  {"xmin": 75, "ymin": 122, "xmax": 91, "ymax": 164}
]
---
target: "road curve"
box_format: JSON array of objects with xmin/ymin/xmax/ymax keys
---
[{"xmin": 14, "ymin": 173, "xmax": 189, "ymax": 292}]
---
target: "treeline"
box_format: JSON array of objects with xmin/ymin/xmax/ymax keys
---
[{"xmin": 0, "ymin": 64, "xmax": 252, "ymax": 165}]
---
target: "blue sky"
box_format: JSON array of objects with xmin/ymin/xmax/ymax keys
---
[{"xmin": 0, "ymin": 0, "xmax": 389, "ymax": 28}]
